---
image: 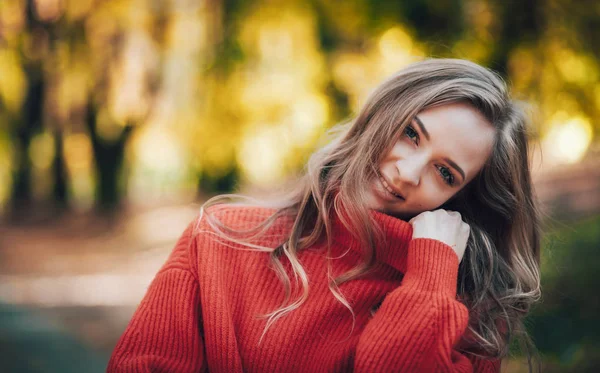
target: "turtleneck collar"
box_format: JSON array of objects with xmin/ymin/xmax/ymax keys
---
[{"xmin": 330, "ymin": 208, "xmax": 414, "ymax": 274}]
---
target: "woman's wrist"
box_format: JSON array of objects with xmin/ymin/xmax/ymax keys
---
[{"xmin": 401, "ymin": 238, "xmax": 460, "ymax": 297}]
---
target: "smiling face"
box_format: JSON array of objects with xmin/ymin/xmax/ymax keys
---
[{"xmin": 365, "ymin": 102, "xmax": 496, "ymax": 220}]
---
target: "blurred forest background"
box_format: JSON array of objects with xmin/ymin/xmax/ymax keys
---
[{"xmin": 0, "ymin": 0, "xmax": 599, "ymax": 372}]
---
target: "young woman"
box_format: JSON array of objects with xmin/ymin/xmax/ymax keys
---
[{"xmin": 108, "ymin": 58, "xmax": 541, "ymax": 372}]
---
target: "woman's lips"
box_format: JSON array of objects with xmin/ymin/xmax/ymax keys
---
[{"xmin": 377, "ymin": 172, "xmax": 405, "ymax": 200}]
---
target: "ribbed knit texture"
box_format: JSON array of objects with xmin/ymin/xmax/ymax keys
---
[{"xmin": 107, "ymin": 205, "xmax": 501, "ymax": 373}]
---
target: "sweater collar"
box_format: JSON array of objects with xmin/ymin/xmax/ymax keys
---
[{"xmin": 330, "ymin": 208, "xmax": 413, "ymax": 274}]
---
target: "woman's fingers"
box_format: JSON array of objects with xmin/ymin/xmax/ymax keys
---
[{"xmin": 409, "ymin": 209, "xmax": 470, "ymax": 262}]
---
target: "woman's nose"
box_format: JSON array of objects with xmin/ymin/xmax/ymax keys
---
[{"xmin": 394, "ymin": 157, "xmax": 424, "ymax": 186}]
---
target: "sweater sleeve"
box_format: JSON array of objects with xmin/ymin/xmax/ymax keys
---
[
  {"xmin": 354, "ymin": 238, "xmax": 500, "ymax": 373},
  {"xmin": 107, "ymin": 220, "xmax": 207, "ymax": 373}
]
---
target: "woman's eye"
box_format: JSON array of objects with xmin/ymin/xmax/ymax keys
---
[
  {"xmin": 437, "ymin": 165, "xmax": 455, "ymax": 186},
  {"xmin": 404, "ymin": 125, "xmax": 419, "ymax": 145}
]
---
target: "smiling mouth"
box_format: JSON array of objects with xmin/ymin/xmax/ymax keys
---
[{"xmin": 377, "ymin": 172, "xmax": 405, "ymax": 200}]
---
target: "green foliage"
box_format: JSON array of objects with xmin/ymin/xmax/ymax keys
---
[{"xmin": 527, "ymin": 215, "xmax": 600, "ymax": 371}]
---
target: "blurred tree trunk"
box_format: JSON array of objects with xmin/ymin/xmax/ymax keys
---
[
  {"xmin": 85, "ymin": 102, "xmax": 134, "ymax": 212},
  {"xmin": 9, "ymin": 0, "xmax": 72, "ymax": 218},
  {"xmin": 10, "ymin": 73, "xmax": 42, "ymax": 211},
  {"xmin": 51, "ymin": 129, "xmax": 68, "ymax": 208},
  {"xmin": 195, "ymin": 0, "xmax": 241, "ymax": 195},
  {"xmin": 491, "ymin": 0, "xmax": 544, "ymax": 76},
  {"xmin": 9, "ymin": 0, "xmax": 48, "ymax": 217}
]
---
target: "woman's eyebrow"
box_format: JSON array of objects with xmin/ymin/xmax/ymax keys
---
[
  {"xmin": 444, "ymin": 158, "xmax": 466, "ymax": 181},
  {"xmin": 413, "ymin": 116, "xmax": 430, "ymax": 141},
  {"xmin": 414, "ymin": 116, "xmax": 466, "ymax": 181}
]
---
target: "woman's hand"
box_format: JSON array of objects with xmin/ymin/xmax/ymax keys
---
[{"xmin": 409, "ymin": 209, "xmax": 470, "ymax": 263}]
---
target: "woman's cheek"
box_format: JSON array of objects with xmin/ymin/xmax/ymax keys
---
[
  {"xmin": 393, "ymin": 139, "xmax": 414, "ymax": 155},
  {"xmin": 421, "ymin": 177, "xmax": 449, "ymax": 208}
]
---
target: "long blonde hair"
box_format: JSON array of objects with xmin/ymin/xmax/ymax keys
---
[{"xmin": 196, "ymin": 58, "xmax": 541, "ymax": 368}]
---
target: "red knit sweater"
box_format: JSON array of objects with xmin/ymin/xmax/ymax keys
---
[{"xmin": 107, "ymin": 205, "xmax": 501, "ymax": 372}]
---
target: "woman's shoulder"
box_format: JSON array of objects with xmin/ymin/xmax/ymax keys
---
[
  {"xmin": 190, "ymin": 203, "xmax": 294, "ymax": 248},
  {"xmin": 202, "ymin": 203, "xmax": 278, "ymax": 222},
  {"xmin": 195, "ymin": 203, "xmax": 284, "ymax": 231}
]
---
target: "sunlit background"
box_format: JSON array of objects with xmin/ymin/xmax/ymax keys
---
[{"xmin": 0, "ymin": 0, "xmax": 598, "ymax": 372}]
